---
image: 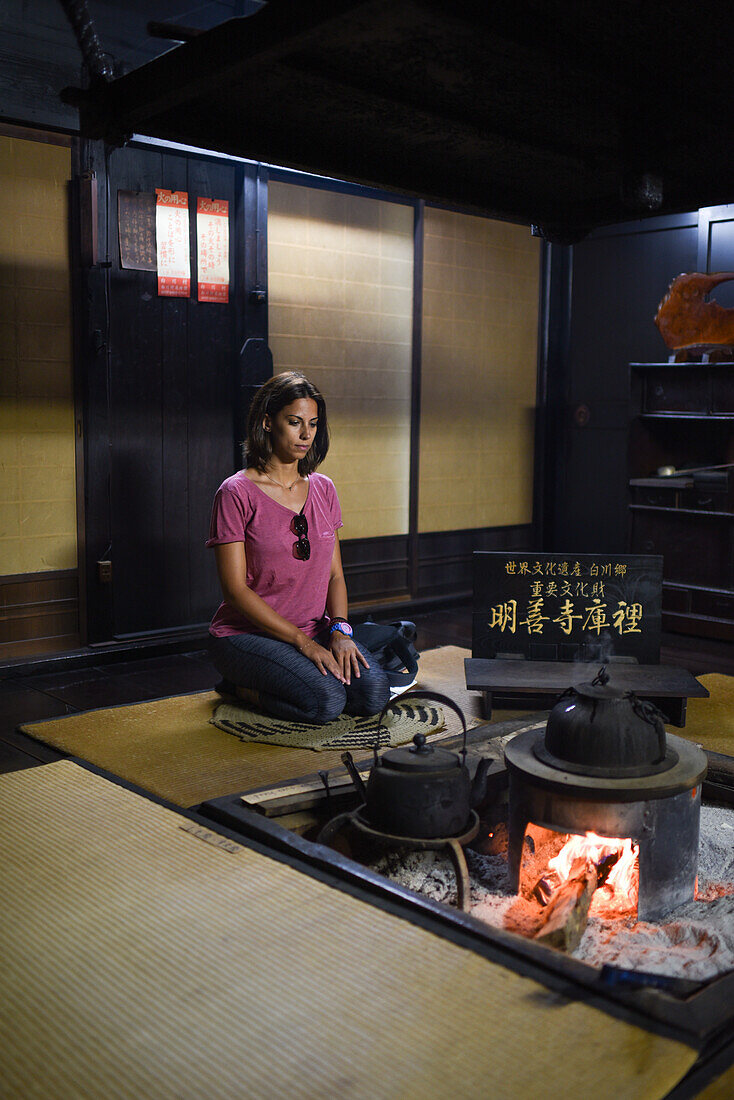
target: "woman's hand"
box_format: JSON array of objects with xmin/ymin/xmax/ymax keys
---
[
  {"xmin": 299, "ymin": 637, "xmax": 347, "ymax": 682},
  {"xmin": 329, "ymin": 632, "xmax": 369, "ymax": 685}
]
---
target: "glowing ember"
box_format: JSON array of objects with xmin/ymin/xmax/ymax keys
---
[{"xmin": 542, "ymin": 831, "xmax": 639, "ymax": 918}]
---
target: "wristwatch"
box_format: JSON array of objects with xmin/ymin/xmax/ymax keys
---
[{"xmin": 329, "ymin": 619, "xmax": 353, "ymax": 638}]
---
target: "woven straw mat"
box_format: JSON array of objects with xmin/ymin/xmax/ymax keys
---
[{"xmin": 210, "ymin": 697, "xmax": 444, "ymax": 751}]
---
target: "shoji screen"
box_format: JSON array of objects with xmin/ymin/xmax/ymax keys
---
[
  {"xmin": 268, "ymin": 182, "xmax": 413, "ymax": 539},
  {"xmin": 0, "ymin": 135, "xmax": 76, "ymax": 574},
  {"xmin": 419, "ymin": 209, "xmax": 540, "ymax": 532}
]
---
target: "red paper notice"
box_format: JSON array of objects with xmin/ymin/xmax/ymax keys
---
[
  {"xmin": 197, "ymin": 197, "xmax": 230, "ymax": 303},
  {"xmin": 155, "ymin": 189, "xmax": 190, "ymax": 297}
]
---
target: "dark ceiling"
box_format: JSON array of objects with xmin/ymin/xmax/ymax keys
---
[{"xmin": 65, "ymin": 0, "xmax": 734, "ymax": 240}]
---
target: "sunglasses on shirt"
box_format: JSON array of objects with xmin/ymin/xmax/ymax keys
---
[{"xmin": 292, "ymin": 512, "xmax": 310, "ymax": 561}]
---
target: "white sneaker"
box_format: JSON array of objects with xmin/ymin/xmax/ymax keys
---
[{"xmin": 389, "ymin": 678, "xmax": 417, "ymax": 700}]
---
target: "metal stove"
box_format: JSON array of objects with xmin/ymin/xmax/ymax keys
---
[{"xmin": 505, "ymin": 668, "xmax": 708, "ymax": 921}]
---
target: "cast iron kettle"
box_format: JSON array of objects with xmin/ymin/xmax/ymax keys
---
[
  {"xmin": 535, "ymin": 666, "xmax": 678, "ymax": 778},
  {"xmin": 361, "ymin": 691, "xmax": 491, "ymax": 839}
]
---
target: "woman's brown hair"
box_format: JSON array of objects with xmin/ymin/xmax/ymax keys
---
[{"xmin": 243, "ymin": 371, "xmax": 330, "ymax": 475}]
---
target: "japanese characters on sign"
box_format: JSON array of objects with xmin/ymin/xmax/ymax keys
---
[
  {"xmin": 155, "ymin": 189, "xmax": 190, "ymax": 298},
  {"xmin": 472, "ymin": 553, "xmax": 663, "ymax": 663},
  {"xmin": 196, "ymin": 197, "xmax": 230, "ymax": 303},
  {"xmin": 118, "ymin": 191, "xmax": 157, "ymax": 271},
  {"xmin": 118, "ymin": 189, "xmax": 231, "ymax": 300}
]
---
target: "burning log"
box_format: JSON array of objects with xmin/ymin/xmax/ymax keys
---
[
  {"xmin": 529, "ymin": 838, "xmax": 638, "ymax": 951},
  {"xmin": 505, "ymin": 830, "xmax": 640, "ymax": 946},
  {"xmin": 534, "ymin": 862, "xmax": 598, "ymax": 953},
  {"xmin": 533, "ymin": 850, "xmax": 619, "ymax": 907}
]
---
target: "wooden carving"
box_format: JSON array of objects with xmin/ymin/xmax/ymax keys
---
[{"xmin": 655, "ymin": 271, "xmax": 734, "ymax": 354}]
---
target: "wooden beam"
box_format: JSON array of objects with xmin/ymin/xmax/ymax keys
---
[
  {"xmin": 408, "ymin": 200, "xmax": 424, "ymax": 597},
  {"xmin": 73, "ymin": 1, "xmax": 380, "ymax": 134}
]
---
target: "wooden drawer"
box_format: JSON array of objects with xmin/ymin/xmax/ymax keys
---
[
  {"xmin": 629, "ymin": 486, "xmax": 680, "ymax": 507},
  {"xmin": 661, "ymin": 585, "xmax": 691, "ymax": 614},
  {"xmin": 679, "ymin": 487, "xmax": 734, "ymax": 513},
  {"xmin": 690, "ymin": 589, "xmax": 734, "ymax": 620},
  {"xmin": 712, "ymin": 371, "xmax": 734, "ymax": 414},
  {"xmin": 630, "ymin": 511, "xmax": 731, "ymax": 588},
  {"xmin": 641, "ymin": 369, "xmax": 709, "ymax": 414}
]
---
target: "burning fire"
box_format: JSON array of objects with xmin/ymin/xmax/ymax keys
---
[
  {"xmin": 550, "ymin": 832, "xmax": 638, "ymax": 916},
  {"xmin": 528, "ymin": 829, "xmax": 639, "ymax": 919}
]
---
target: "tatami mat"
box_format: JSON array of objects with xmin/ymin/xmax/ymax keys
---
[
  {"xmin": 0, "ymin": 761, "xmax": 698, "ymax": 1100},
  {"xmin": 694, "ymin": 1062, "xmax": 734, "ymax": 1100},
  {"xmin": 17, "ymin": 647, "xmax": 505, "ymax": 807},
  {"xmin": 677, "ymin": 673, "xmax": 734, "ymax": 758}
]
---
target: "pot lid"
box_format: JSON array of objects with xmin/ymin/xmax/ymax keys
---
[
  {"xmin": 380, "ymin": 733, "xmax": 462, "ymax": 772},
  {"xmin": 573, "ymin": 676, "xmax": 626, "ymax": 700},
  {"xmin": 572, "ymin": 666, "xmax": 639, "ymax": 701},
  {"xmin": 539, "ymin": 666, "xmax": 677, "ymax": 778}
]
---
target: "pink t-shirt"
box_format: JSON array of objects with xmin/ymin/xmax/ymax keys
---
[{"xmin": 206, "ymin": 471, "xmax": 343, "ymax": 638}]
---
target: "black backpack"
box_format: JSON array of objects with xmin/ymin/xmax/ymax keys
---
[{"xmin": 353, "ymin": 619, "xmax": 419, "ymax": 691}]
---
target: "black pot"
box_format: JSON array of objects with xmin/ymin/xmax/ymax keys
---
[
  {"xmin": 535, "ymin": 666, "xmax": 677, "ymax": 778},
  {"xmin": 364, "ymin": 691, "xmax": 490, "ymax": 839}
]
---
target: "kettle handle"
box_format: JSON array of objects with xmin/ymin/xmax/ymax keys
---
[
  {"xmin": 630, "ymin": 695, "xmax": 668, "ymax": 763},
  {"xmin": 376, "ymin": 690, "xmax": 469, "ymax": 760}
]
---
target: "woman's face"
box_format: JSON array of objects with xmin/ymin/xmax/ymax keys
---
[{"xmin": 265, "ymin": 398, "xmax": 319, "ymax": 464}]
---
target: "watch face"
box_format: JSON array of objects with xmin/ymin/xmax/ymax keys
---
[{"xmin": 332, "ymin": 621, "xmax": 353, "ymax": 637}]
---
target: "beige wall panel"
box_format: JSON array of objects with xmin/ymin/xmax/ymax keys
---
[
  {"xmin": 0, "ymin": 135, "xmax": 76, "ymax": 577},
  {"xmin": 0, "ymin": 502, "xmax": 20, "ymax": 539},
  {"xmin": 418, "ymin": 208, "xmax": 540, "ymax": 533},
  {"xmin": 268, "ymin": 181, "xmax": 413, "ymax": 540},
  {"xmin": 19, "ymin": 533, "xmax": 76, "ymax": 572},
  {"xmin": 0, "ymin": 468, "xmax": 20, "ymax": 502}
]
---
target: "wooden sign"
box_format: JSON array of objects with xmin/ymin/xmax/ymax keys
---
[
  {"xmin": 472, "ymin": 552, "xmax": 663, "ymax": 664},
  {"xmin": 117, "ymin": 190, "xmax": 157, "ymax": 271}
]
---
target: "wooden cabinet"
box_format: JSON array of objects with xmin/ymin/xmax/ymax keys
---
[{"xmin": 628, "ymin": 362, "xmax": 734, "ymax": 640}]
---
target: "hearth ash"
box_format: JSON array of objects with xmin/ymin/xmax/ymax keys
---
[{"xmin": 367, "ymin": 805, "xmax": 734, "ymax": 983}]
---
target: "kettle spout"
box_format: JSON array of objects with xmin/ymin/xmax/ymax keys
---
[{"xmin": 470, "ymin": 757, "xmax": 492, "ymax": 809}]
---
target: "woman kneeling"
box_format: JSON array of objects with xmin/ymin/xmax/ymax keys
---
[{"xmin": 206, "ymin": 371, "xmax": 389, "ymax": 724}]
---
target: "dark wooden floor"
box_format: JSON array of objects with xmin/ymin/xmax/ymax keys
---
[{"xmin": 1, "ymin": 602, "xmax": 732, "ymax": 777}]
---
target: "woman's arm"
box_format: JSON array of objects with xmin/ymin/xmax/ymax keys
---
[
  {"xmin": 326, "ymin": 540, "xmax": 369, "ymax": 683},
  {"xmin": 213, "ymin": 542, "xmax": 344, "ymax": 680}
]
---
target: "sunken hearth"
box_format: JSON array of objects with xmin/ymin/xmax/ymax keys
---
[
  {"xmin": 365, "ymin": 803, "xmax": 734, "ymax": 984},
  {"xmin": 354, "ymin": 671, "xmax": 734, "ymax": 985},
  {"xmin": 201, "ymin": 782, "xmax": 734, "ymax": 1062},
  {"xmin": 201, "ymin": 679, "xmax": 734, "ymax": 1055},
  {"xmin": 320, "ymin": 669, "xmax": 734, "ymax": 985}
]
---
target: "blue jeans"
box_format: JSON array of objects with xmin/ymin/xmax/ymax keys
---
[{"xmin": 208, "ymin": 630, "xmax": 390, "ymax": 725}]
